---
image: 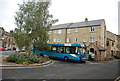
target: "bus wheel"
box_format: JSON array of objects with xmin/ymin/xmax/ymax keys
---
[
  {"xmin": 64, "ymin": 56, "xmax": 69, "ymax": 61},
  {"xmin": 40, "ymin": 54, "xmax": 44, "ymax": 57}
]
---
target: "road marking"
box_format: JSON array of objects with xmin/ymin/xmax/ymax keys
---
[{"xmin": 0, "ymin": 61, "xmax": 54, "ymax": 69}]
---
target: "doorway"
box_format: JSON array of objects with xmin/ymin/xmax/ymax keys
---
[{"xmin": 90, "ymin": 48, "xmax": 94, "ymax": 53}]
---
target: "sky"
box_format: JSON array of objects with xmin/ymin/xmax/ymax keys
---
[{"xmin": 0, "ymin": 0, "xmax": 119, "ymax": 35}]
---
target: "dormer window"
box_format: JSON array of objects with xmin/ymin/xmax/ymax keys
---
[{"xmin": 90, "ymin": 27, "xmax": 95, "ymax": 32}]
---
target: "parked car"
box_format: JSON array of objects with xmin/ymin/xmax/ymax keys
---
[
  {"xmin": 16, "ymin": 48, "xmax": 20, "ymax": 52},
  {"xmin": 7, "ymin": 47, "xmax": 11, "ymax": 50},
  {"xmin": 0, "ymin": 47, "xmax": 5, "ymax": 51}
]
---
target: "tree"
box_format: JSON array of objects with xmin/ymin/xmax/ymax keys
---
[{"xmin": 12, "ymin": 0, "xmax": 58, "ymax": 54}]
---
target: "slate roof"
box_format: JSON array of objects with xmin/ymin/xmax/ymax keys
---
[
  {"xmin": 4, "ymin": 31, "xmax": 12, "ymax": 37},
  {"xmin": 51, "ymin": 19, "xmax": 105, "ymax": 29},
  {"xmin": 51, "ymin": 23, "xmax": 72, "ymax": 30}
]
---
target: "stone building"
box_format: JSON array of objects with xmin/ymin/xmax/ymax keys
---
[
  {"xmin": 117, "ymin": 35, "xmax": 120, "ymax": 55},
  {"xmin": 48, "ymin": 19, "xmax": 120, "ymax": 61},
  {"xmin": 0, "ymin": 27, "xmax": 16, "ymax": 50},
  {"xmin": 0, "ymin": 27, "xmax": 4, "ymax": 47}
]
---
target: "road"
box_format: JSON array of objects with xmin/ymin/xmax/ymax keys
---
[{"xmin": 2, "ymin": 58, "xmax": 119, "ymax": 80}]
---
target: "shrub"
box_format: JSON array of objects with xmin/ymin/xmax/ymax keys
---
[{"xmin": 6, "ymin": 53, "xmax": 50, "ymax": 64}]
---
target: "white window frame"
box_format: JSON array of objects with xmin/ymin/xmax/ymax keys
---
[
  {"xmin": 57, "ymin": 38, "xmax": 62, "ymax": 42},
  {"xmin": 67, "ymin": 29, "xmax": 71, "ymax": 33},
  {"xmin": 75, "ymin": 38, "xmax": 78, "ymax": 42},
  {"xmin": 75, "ymin": 28, "xmax": 78, "ymax": 33},
  {"xmin": 48, "ymin": 31, "xmax": 51, "ymax": 34},
  {"xmin": 90, "ymin": 37, "xmax": 94, "ymax": 43},
  {"xmin": 53, "ymin": 38, "xmax": 56, "ymax": 42},
  {"xmin": 83, "ymin": 37, "xmax": 86, "ymax": 42},
  {"xmin": 47, "ymin": 39, "xmax": 50, "ymax": 42},
  {"xmin": 66, "ymin": 38, "xmax": 70, "ymax": 43},
  {"xmin": 58, "ymin": 30, "xmax": 62, "ymax": 34},
  {"xmin": 90, "ymin": 27, "xmax": 95, "ymax": 32}
]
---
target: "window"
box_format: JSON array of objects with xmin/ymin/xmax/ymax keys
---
[
  {"xmin": 58, "ymin": 30, "xmax": 62, "ymax": 34},
  {"xmin": 83, "ymin": 37, "xmax": 86, "ymax": 42},
  {"xmin": 75, "ymin": 38, "xmax": 78, "ymax": 42},
  {"xmin": 57, "ymin": 47, "xmax": 64, "ymax": 53},
  {"xmin": 53, "ymin": 38, "xmax": 56, "ymax": 42},
  {"xmin": 48, "ymin": 31, "xmax": 51, "ymax": 34},
  {"xmin": 66, "ymin": 38, "xmax": 70, "ymax": 43},
  {"xmin": 112, "ymin": 42, "xmax": 114, "ymax": 46},
  {"xmin": 57, "ymin": 38, "xmax": 61, "ymax": 42},
  {"xmin": 47, "ymin": 39, "xmax": 50, "ymax": 42},
  {"xmin": 75, "ymin": 28, "xmax": 78, "ymax": 33},
  {"xmin": 65, "ymin": 47, "xmax": 70, "ymax": 53},
  {"xmin": 106, "ymin": 41, "xmax": 109, "ymax": 46},
  {"xmin": 65, "ymin": 47, "xmax": 78, "ymax": 54},
  {"xmin": 67, "ymin": 29, "xmax": 71, "ymax": 33},
  {"xmin": 54, "ymin": 30, "xmax": 57, "ymax": 34},
  {"xmin": 51, "ymin": 46, "xmax": 57, "ymax": 52},
  {"xmin": 90, "ymin": 37, "xmax": 94, "ymax": 42},
  {"xmin": 90, "ymin": 27, "xmax": 95, "ymax": 32}
]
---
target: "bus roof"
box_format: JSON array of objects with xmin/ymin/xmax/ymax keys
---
[{"xmin": 47, "ymin": 43, "xmax": 82, "ymax": 47}]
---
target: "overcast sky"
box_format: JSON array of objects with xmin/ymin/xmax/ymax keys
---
[{"xmin": 0, "ymin": 0, "xmax": 119, "ymax": 34}]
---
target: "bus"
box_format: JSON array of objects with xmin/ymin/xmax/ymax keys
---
[{"xmin": 33, "ymin": 43, "xmax": 87, "ymax": 62}]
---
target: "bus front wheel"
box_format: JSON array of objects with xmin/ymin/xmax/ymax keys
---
[{"xmin": 64, "ymin": 56, "xmax": 69, "ymax": 61}]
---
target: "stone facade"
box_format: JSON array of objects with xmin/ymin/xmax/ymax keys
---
[
  {"xmin": 47, "ymin": 19, "xmax": 120, "ymax": 61},
  {"xmin": 0, "ymin": 27, "xmax": 16, "ymax": 50},
  {"xmin": 106, "ymin": 31, "xmax": 119, "ymax": 59},
  {"xmin": 0, "ymin": 27, "xmax": 4, "ymax": 47}
]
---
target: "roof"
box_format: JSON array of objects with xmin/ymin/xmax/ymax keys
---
[
  {"xmin": 51, "ymin": 23, "xmax": 72, "ymax": 30},
  {"xmin": 97, "ymin": 45, "xmax": 105, "ymax": 51},
  {"xmin": 51, "ymin": 19, "xmax": 105, "ymax": 29},
  {"xmin": 4, "ymin": 31, "xmax": 12, "ymax": 37}
]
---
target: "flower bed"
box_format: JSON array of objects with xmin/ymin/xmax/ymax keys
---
[{"xmin": 5, "ymin": 53, "xmax": 50, "ymax": 64}]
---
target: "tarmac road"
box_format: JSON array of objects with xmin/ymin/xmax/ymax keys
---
[{"xmin": 2, "ymin": 58, "xmax": 119, "ymax": 80}]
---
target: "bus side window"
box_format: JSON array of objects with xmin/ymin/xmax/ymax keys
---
[
  {"xmin": 57, "ymin": 47, "xmax": 64, "ymax": 53},
  {"xmin": 60, "ymin": 47, "xmax": 64, "ymax": 53},
  {"xmin": 66, "ymin": 47, "xmax": 70, "ymax": 53},
  {"xmin": 79, "ymin": 48, "xmax": 82, "ymax": 53},
  {"xmin": 51, "ymin": 46, "xmax": 57, "ymax": 52}
]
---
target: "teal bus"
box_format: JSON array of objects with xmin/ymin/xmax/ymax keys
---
[{"xmin": 33, "ymin": 43, "xmax": 87, "ymax": 62}]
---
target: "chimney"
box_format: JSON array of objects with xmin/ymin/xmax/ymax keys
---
[{"xmin": 85, "ymin": 18, "xmax": 88, "ymax": 22}]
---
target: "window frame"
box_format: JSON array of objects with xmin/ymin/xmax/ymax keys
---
[
  {"xmin": 90, "ymin": 27, "xmax": 96, "ymax": 32},
  {"xmin": 75, "ymin": 28, "xmax": 78, "ymax": 33},
  {"xmin": 53, "ymin": 38, "xmax": 56, "ymax": 42},
  {"xmin": 75, "ymin": 38, "xmax": 78, "ymax": 42},
  {"xmin": 90, "ymin": 37, "xmax": 94, "ymax": 43},
  {"xmin": 66, "ymin": 38, "xmax": 70, "ymax": 43},
  {"xmin": 67, "ymin": 29, "xmax": 71, "ymax": 33},
  {"xmin": 58, "ymin": 30, "xmax": 62, "ymax": 34}
]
